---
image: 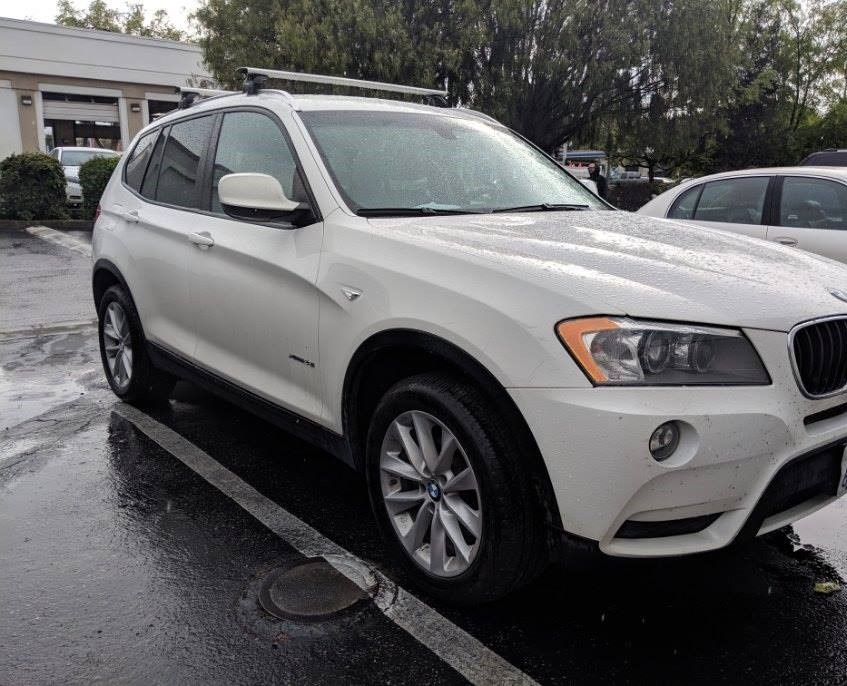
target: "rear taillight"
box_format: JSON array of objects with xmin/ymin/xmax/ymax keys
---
[{"xmin": 94, "ymin": 203, "xmax": 101, "ymax": 222}]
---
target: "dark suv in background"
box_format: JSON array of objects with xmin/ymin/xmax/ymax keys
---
[{"xmin": 801, "ymin": 149, "xmax": 847, "ymax": 166}]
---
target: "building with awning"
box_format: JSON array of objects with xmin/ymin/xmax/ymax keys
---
[{"xmin": 0, "ymin": 17, "xmax": 213, "ymax": 157}]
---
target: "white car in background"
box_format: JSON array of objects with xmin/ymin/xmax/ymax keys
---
[
  {"xmin": 638, "ymin": 167, "xmax": 847, "ymax": 262},
  {"xmin": 50, "ymin": 147, "xmax": 120, "ymax": 208}
]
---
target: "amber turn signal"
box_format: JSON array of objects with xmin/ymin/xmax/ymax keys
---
[{"xmin": 555, "ymin": 317, "xmax": 620, "ymax": 384}]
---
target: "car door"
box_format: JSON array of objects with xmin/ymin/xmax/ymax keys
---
[
  {"xmin": 766, "ymin": 176, "xmax": 847, "ymax": 263},
  {"xmin": 111, "ymin": 119, "xmax": 214, "ymax": 359},
  {"xmin": 667, "ymin": 176, "xmax": 770, "ymax": 240},
  {"xmin": 188, "ymin": 108, "xmax": 324, "ymax": 423}
]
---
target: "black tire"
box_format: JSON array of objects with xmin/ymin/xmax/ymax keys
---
[
  {"xmin": 365, "ymin": 372, "xmax": 547, "ymax": 604},
  {"xmin": 97, "ymin": 284, "xmax": 175, "ymax": 405}
]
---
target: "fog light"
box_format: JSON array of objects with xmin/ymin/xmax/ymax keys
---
[{"xmin": 649, "ymin": 422, "xmax": 680, "ymax": 461}]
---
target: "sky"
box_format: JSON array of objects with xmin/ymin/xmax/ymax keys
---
[{"xmin": 0, "ymin": 0, "xmax": 199, "ymax": 32}]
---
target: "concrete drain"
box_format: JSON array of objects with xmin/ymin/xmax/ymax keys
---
[{"xmin": 257, "ymin": 555, "xmax": 376, "ymax": 622}]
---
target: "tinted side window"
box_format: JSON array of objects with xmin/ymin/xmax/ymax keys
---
[
  {"xmin": 780, "ymin": 177, "xmax": 847, "ymax": 230},
  {"xmin": 124, "ymin": 129, "xmax": 158, "ymax": 192},
  {"xmin": 801, "ymin": 152, "xmax": 847, "ymax": 167},
  {"xmin": 156, "ymin": 115, "xmax": 215, "ymax": 209},
  {"xmin": 140, "ymin": 129, "xmax": 166, "ymax": 199},
  {"xmin": 693, "ymin": 177, "xmax": 769, "ymax": 225},
  {"xmin": 668, "ymin": 185, "xmax": 702, "ymax": 219},
  {"xmin": 210, "ymin": 111, "xmax": 304, "ymax": 214}
]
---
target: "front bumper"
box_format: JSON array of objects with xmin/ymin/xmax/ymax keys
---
[{"xmin": 510, "ymin": 327, "xmax": 847, "ymax": 557}]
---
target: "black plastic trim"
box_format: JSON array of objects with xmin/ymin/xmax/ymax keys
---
[
  {"xmin": 91, "ymin": 258, "xmax": 143, "ymax": 330},
  {"xmin": 763, "ymin": 175, "xmax": 781, "ymax": 226},
  {"xmin": 92, "ymin": 258, "xmax": 128, "ymax": 301},
  {"xmin": 146, "ymin": 342, "xmax": 353, "ymax": 468},
  {"xmin": 734, "ymin": 438, "xmax": 846, "ymax": 542},
  {"xmin": 615, "ymin": 513, "xmax": 721, "ymax": 539},
  {"xmin": 804, "ymin": 402, "xmax": 847, "ymax": 426}
]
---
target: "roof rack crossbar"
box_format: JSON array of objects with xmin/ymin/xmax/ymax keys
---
[
  {"xmin": 176, "ymin": 86, "xmax": 237, "ymax": 109},
  {"xmin": 237, "ymin": 67, "xmax": 448, "ymax": 98},
  {"xmin": 179, "ymin": 86, "xmax": 236, "ymax": 97}
]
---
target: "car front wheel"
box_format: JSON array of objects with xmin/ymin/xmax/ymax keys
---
[{"xmin": 366, "ymin": 372, "xmax": 546, "ymax": 604}]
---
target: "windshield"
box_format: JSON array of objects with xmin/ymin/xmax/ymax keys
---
[
  {"xmin": 299, "ymin": 111, "xmax": 606, "ymax": 214},
  {"xmin": 61, "ymin": 149, "xmax": 118, "ymax": 167}
]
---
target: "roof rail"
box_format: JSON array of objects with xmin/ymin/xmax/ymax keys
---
[
  {"xmin": 176, "ymin": 86, "xmax": 236, "ymax": 109},
  {"xmin": 237, "ymin": 66, "xmax": 448, "ymax": 100},
  {"xmin": 458, "ymin": 108, "xmax": 501, "ymax": 125}
]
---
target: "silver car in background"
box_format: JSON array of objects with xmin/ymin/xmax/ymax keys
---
[
  {"xmin": 50, "ymin": 147, "xmax": 120, "ymax": 208},
  {"xmin": 638, "ymin": 167, "xmax": 847, "ymax": 263}
]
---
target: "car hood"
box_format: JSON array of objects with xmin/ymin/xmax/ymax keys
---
[{"xmin": 369, "ymin": 210, "xmax": 847, "ymax": 332}]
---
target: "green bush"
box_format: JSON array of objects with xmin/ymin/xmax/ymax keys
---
[
  {"xmin": 79, "ymin": 155, "xmax": 120, "ymax": 219},
  {"xmin": 0, "ymin": 152, "xmax": 67, "ymax": 220}
]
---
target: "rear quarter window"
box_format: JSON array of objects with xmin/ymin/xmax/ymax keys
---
[
  {"xmin": 668, "ymin": 185, "xmax": 702, "ymax": 219},
  {"xmin": 124, "ymin": 129, "xmax": 159, "ymax": 193}
]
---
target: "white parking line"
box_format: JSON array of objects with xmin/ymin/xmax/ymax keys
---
[
  {"xmin": 112, "ymin": 402, "xmax": 539, "ymax": 686},
  {"xmin": 26, "ymin": 225, "xmax": 92, "ymax": 258}
]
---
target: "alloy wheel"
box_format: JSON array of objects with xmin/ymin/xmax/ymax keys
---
[
  {"xmin": 379, "ymin": 410, "xmax": 482, "ymax": 578},
  {"xmin": 102, "ymin": 301, "xmax": 133, "ymax": 391}
]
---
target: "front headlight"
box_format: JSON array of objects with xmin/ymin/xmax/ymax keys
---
[{"xmin": 555, "ymin": 317, "xmax": 770, "ymax": 386}]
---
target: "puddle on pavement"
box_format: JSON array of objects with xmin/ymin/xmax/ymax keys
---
[
  {"xmin": 0, "ymin": 330, "xmax": 99, "ymax": 428},
  {"xmin": 791, "ymin": 499, "xmax": 847, "ymax": 578}
]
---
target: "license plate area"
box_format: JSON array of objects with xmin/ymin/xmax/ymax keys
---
[{"xmin": 759, "ymin": 444, "xmax": 843, "ymax": 519}]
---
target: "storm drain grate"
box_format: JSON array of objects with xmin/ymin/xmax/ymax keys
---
[{"xmin": 258, "ymin": 557, "xmax": 371, "ymax": 621}]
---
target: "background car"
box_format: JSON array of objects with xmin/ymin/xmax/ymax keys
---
[
  {"xmin": 50, "ymin": 147, "xmax": 120, "ymax": 208},
  {"xmin": 800, "ymin": 149, "xmax": 847, "ymax": 167},
  {"xmin": 638, "ymin": 167, "xmax": 847, "ymax": 262}
]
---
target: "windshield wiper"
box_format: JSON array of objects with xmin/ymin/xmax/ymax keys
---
[
  {"xmin": 356, "ymin": 203, "xmax": 589, "ymax": 217},
  {"xmin": 492, "ymin": 203, "xmax": 589, "ymax": 213},
  {"xmin": 356, "ymin": 207, "xmax": 486, "ymax": 217}
]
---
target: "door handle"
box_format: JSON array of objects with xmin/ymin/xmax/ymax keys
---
[
  {"xmin": 774, "ymin": 236, "xmax": 798, "ymax": 246},
  {"xmin": 121, "ymin": 210, "xmax": 140, "ymax": 223},
  {"xmin": 188, "ymin": 231, "xmax": 215, "ymax": 249}
]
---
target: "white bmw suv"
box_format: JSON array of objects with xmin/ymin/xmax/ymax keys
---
[{"xmin": 93, "ymin": 71, "xmax": 847, "ymax": 604}]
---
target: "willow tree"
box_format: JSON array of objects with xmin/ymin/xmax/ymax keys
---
[{"xmin": 193, "ymin": 0, "xmax": 659, "ymax": 150}]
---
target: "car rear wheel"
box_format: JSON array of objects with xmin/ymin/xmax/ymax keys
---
[
  {"xmin": 366, "ymin": 372, "xmax": 546, "ymax": 604},
  {"xmin": 98, "ymin": 285, "xmax": 174, "ymax": 405}
]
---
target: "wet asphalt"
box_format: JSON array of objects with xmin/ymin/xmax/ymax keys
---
[{"xmin": 2, "ymin": 228, "xmax": 847, "ymax": 685}]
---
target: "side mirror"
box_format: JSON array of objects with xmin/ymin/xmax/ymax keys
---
[
  {"xmin": 218, "ymin": 172, "xmax": 312, "ymax": 225},
  {"xmin": 580, "ymin": 178, "xmax": 598, "ymax": 195}
]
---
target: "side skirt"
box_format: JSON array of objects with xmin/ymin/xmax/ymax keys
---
[{"xmin": 147, "ymin": 342, "xmax": 355, "ymax": 469}]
